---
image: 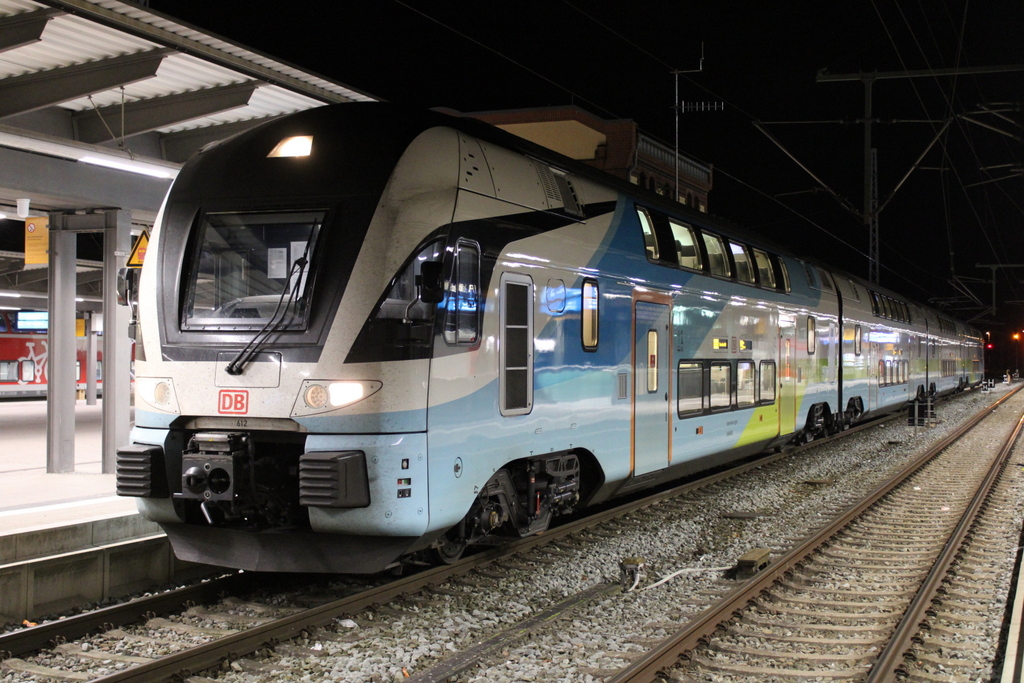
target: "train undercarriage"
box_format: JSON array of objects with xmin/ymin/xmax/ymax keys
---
[{"xmin": 428, "ymin": 452, "xmax": 584, "ymax": 563}]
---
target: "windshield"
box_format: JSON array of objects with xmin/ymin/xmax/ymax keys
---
[{"xmin": 182, "ymin": 210, "xmax": 325, "ymax": 331}]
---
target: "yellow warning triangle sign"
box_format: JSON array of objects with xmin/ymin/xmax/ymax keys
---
[{"xmin": 127, "ymin": 231, "xmax": 150, "ymax": 268}]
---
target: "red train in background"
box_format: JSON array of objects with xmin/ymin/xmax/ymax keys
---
[{"xmin": 0, "ymin": 311, "xmax": 103, "ymax": 399}]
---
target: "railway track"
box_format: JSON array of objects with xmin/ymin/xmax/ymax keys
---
[
  {"xmin": 0, "ymin": 387, "xmax": 1016, "ymax": 683},
  {"xmin": 609, "ymin": 386, "xmax": 1024, "ymax": 683}
]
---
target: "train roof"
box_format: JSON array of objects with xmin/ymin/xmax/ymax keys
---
[{"xmin": 184, "ymin": 103, "xmax": 978, "ymax": 337}]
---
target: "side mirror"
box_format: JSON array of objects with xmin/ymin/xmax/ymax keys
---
[
  {"xmin": 418, "ymin": 261, "xmax": 445, "ymax": 304},
  {"xmin": 116, "ymin": 267, "xmax": 137, "ymax": 307}
]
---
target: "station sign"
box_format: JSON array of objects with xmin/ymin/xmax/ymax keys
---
[{"xmin": 24, "ymin": 216, "xmax": 49, "ymax": 265}]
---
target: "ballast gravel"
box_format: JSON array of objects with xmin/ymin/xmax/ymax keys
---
[{"xmin": 1, "ymin": 386, "xmax": 1020, "ymax": 683}]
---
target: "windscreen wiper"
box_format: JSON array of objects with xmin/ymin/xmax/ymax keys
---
[{"xmin": 225, "ymin": 252, "xmax": 308, "ymax": 376}]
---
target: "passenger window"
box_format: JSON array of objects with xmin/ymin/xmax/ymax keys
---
[
  {"xmin": 730, "ymin": 242, "xmax": 755, "ymax": 284},
  {"xmin": 443, "ymin": 240, "xmax": 480, "ymax": 345},
  {"xmin": 777, "ymin": 259, "xmax": 790, "ymax": 292},
  {"xmin": 637, "ymin": 207, "xmax": 659, "ymax": 261},
  {"xmin": 710, "ymin": 362, "xmax": 731, "ymax": 408},
  {"xmin": 500, "ymin": 274, "xmax": 533, "ymax": 416},
  {"xmin": 702, "ymin": 232, "xmax": 730, "ymax": 278},
  {"xmin": 646, "ymin": 330, "xmax": 659, "ymax": 393},
  {"xmin": 843, "ymin": 279, "xmax": 858, "ymax": 301},
  {"xmin": 582, "ymin": 279, "xmax": 599, "ymax": 350},
  {"xmin": 20, "ymin": 360, "xmax": 34, "ymax": 382},
  {"xmin": 669, "ymin": 220, "xmax": 702, "ymax": 271},
  {"xmin": 752, "ymin": 249, "xmax": 775, "ymax": 289},
  {"xmin": 816, "ymin": 268, "xmax": 835, "ymax": 292},
  {"xmin": 807, "ymin": 316, "xmax": 816, "ymax": 354},
  {"xmin": 737, "ymin": 360, "xmax": 756, "ymax": 407},
  {"xmin": 677, "ymin": 361, "xmax": 704, "ymax": 416},
  {"xmin": 0, "ymin": 315, "xmax": 6, "ymax": 332},
  {"xmin": 759, "ymin": 361, "xmax": 776, "ymax": 403},
  {"xmin": 0, "ymin": 361, "xmax": 15, "ymax": 381},
  {"xmin": 854, "ymin": 325, "xmax": 863, "ymax": 355}
]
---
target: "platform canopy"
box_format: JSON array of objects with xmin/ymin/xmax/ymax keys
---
[{"xmin": 0, "ymin": 0, "xmax": 377, "ymax": 305}]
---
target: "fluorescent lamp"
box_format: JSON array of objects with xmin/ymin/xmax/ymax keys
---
[{"xmin": 79, "ymin": 156, "xmax": 172, "ymax": 179}]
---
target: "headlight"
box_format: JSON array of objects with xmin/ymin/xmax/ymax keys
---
[
  {"xmin": 304, "ymin": 383, "xmax": 328, "ymax": 408},
  {"xmin": 328, "ymin": 382, "xmax": 364, "ymax": 407},
  {"xmin": 153, "ymin": 381, "xmax": 171, "ymax": 405},
  {"xmin": 292, "ymin": 380, "xmax": 382, "ymax": 416},
  {"xmin": 136, "ymin": 377, "xmax": 179, "ymax": 413}
]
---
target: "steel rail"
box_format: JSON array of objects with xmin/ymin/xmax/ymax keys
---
[
  {"xmin": 0, "ymin": 408, "xmax": 876, "ymax": 663},
  {"xmin": 0, "ymin": 389, "xmax": 977, "ymax": 680},
  {"xmin": 865, "ymin": 401, "xmax": 1024, "ymax": 682},
  {"xmin": 80, "ymin": 408, "xmax": 916, "ymax": 682},
  {"xmin": 606, "ymin": 386, "xmax": 1022, "ymax": 683},
  {"xmin": 0, "ymin": 572, "xmax": 246, "ymax": 659}
]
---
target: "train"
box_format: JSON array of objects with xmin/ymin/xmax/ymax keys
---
[
  {"xmin": 0, "ymin": 311, "xmax": 103, "ymax": 399},
  {"xmin": 115, "ymin": 104, "xmax": 983, "ymax": 573}
]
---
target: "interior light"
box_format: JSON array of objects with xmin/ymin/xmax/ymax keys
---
[
  {"xmin": 79, "ymin": 156, "xmax": 172, "ymax": 178},
  {"xmin": 268, "ymin": 136, "xmax": 313, "ymax": 158}
]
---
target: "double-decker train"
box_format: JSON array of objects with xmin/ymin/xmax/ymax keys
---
[
  {"xmin": 116, "ymin": 104, "xmax": 982, "ymax": 573},
  {"xmin": 0, "ymin": 311, "xmax": 102, "ymax": 399}
]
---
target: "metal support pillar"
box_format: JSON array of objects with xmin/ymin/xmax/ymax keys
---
[
  {"xmin": 102, "ymin": 209, "xmax": 132, "ymax": 473},
  {"xmin": 46, "ymin": 214, "xmax": 77, "ymax": 473},
  {"xmin": 868, "ymin": 148, "xmax": 879, "ymax": 284},
  {"xmin": 862, "ymin": 77, "xmax": 879, "ymax": 284},
  {"xmin": 85, "ymin": 311, "xmax": 97, "ymax": 405}
]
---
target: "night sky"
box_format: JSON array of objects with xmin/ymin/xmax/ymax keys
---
[{"xmin": 148, "ymin": 1, "xmax": 1022, "ymax": 342}]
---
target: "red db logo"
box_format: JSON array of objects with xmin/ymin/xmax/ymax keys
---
[{"xmin": 218, "ymin": 389, "xmax": 249, "ymax": 414}]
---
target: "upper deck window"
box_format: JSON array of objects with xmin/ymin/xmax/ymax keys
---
[
  {"xmin": 729, "ymin": 242, "xmax": 755, "ymax": 284},
  {"xmin": 752, "ymin": 249, "xmax": 776, "ymax": 289},
  {"xmin": 182, "ymin": 210, "xmax": 324, "ymax": 331},
  {"xmin": 702, "ymin": 232, "xmax": 731, "ymax": 278},
  {"xmin": 669, "ymin": 220, "xmax": 702, "ymax": 271},
  {"xmin": 637, "ymin": 207, "xmax": 659, "ymax": 261}
]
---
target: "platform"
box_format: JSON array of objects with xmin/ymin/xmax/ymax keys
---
[
  {"xmin": 0, "ymin": 399, "xmax": 216, "ymax": 624},
  {"xmin": 0, "ymin": 398, "xmax": 138, "ymax": 541}
]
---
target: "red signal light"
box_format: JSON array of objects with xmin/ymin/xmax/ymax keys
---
[{"xmin": 986, "ymin": 343, "xmax": 994, "ymax": 349}]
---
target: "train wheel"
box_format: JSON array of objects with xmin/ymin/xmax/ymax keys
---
[{"xmin": 430, "ymin": 527, "xmax": 467, "ymax": 564}]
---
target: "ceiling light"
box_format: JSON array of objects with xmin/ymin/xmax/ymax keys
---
[{"xmin": 268, "ymin": 136, "xmax": 313, "ymax": 158}]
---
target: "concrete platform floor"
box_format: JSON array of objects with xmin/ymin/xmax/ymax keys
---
[{"xmin": 0, "ymin": 398, "xmax": 137, "ymax": 536}]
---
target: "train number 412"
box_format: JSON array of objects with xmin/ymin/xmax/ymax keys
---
[{"xmin": 218, "ymin": 389, "xmax": 249, "ymax": 415}]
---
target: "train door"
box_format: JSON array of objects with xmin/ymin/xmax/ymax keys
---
[
  {"xmin": 632, "ymin": 300, "xmax": 670, "ymax": 476},
  {"xmin": 778, "ymin": 314, "xmax": 797, "ymax": 436},
  {"xmin": 868, "ymin": 340, "xmax": 878, "ymax": 409}
]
